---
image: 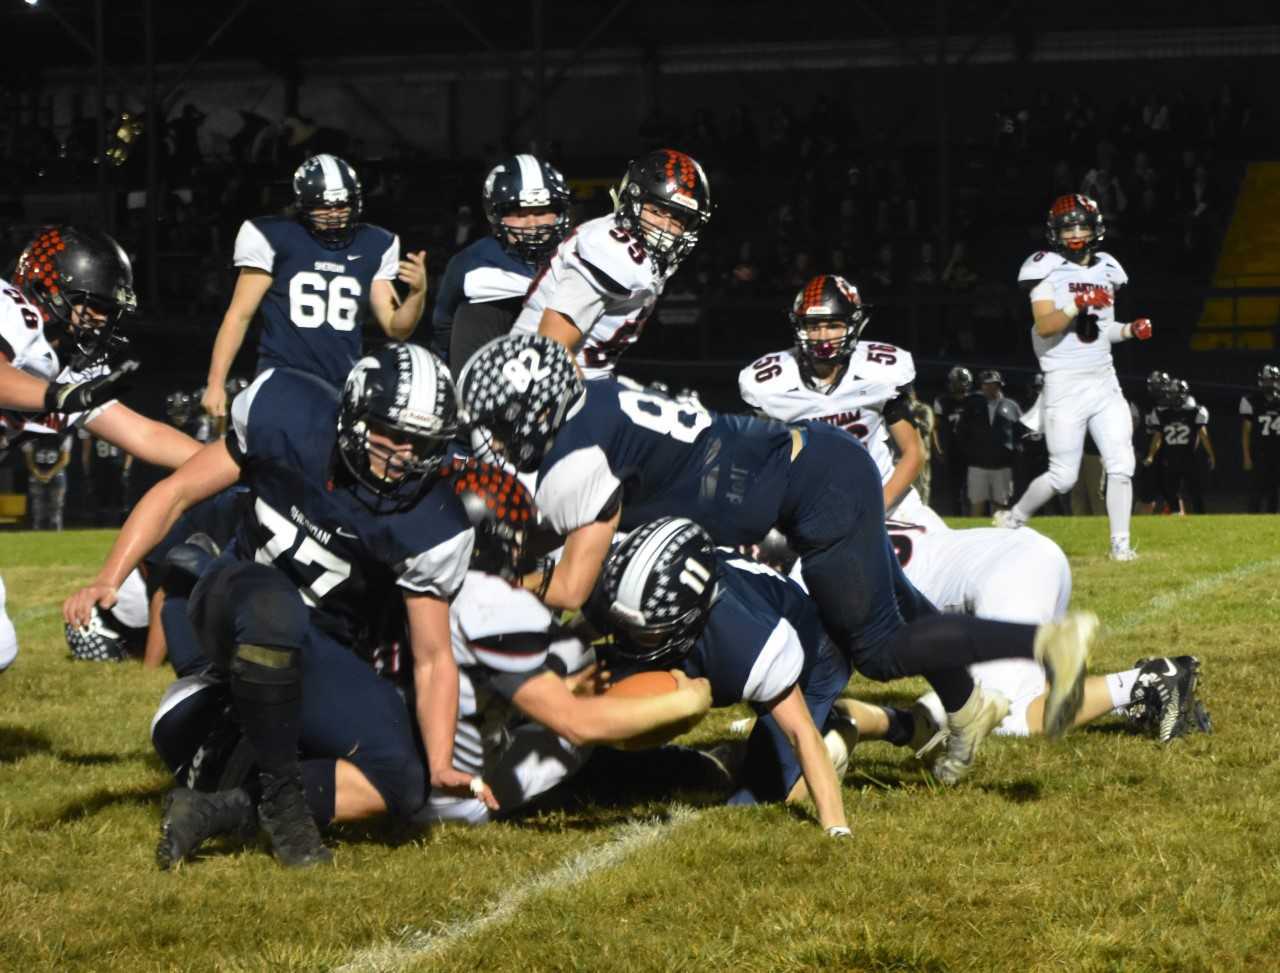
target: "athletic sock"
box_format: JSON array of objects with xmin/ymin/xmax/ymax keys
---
[
  {"xmin": 1106, "ymin": 473, "xmax": 1134, "ymax": 546},
  {"xmin": 881, "ymin": 706, "xmax": 915, "ymax": 747},
  {"xmin": 1106, "ymin": 668, "xmax": 1141, "ymax": 711}
]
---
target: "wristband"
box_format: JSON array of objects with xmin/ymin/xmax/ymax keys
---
[
  {"xmin": 826, "ymin": 826, "xmax": 852, "ymax": 839},
  {"xmin": 469, "ymin": 776, "xmax": 487, "ymax": 798}
]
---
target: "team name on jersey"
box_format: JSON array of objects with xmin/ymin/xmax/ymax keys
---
[
  {"xmin": 817, "ymin": 409, "xmax": 863, "ymax": 430},
  {"xmin": 288, "ymin": 503, "xmax": 334, "ymax": 547},
  {"xmin": 314, "ymin": 260, "xmax": 346, "ymax": 274}
]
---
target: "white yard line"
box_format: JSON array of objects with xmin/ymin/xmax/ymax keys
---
[
  {"xmin": 335, "ymin": 804, "xmax": 699, "ymax": 973},
  {"xmin": 1108, "ymin": 555, "xmax": 1280, "ymax": 635}
]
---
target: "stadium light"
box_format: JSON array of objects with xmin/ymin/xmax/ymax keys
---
[{"xmin": 24, "ymin": 0, "xmax": 40, "ymax": 7}]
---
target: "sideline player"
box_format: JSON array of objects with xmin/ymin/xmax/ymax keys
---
[
  {"xmin": 66, "ymin": 344, "xmax": 475, "ymax": 868},
  {"xmin": 202, "ymin": 153, "xmax": 427, "ymax": 419},
  {"xmin": 439, "ymin": 154, "xmax": 572, "ymax": 375},
  {"xmin": 739, "ymin": 275, "xmax": 926, "ymax": 517},
  {"xmin": 2, "ymin": 226, "xmax": 200, "ymax": 672},
  {"xmin": 1145, "ymin": 378, "xmax": 1214, "ymax": 514},
  {"xmin": 1240, "ymin": 364, "xmax": 1280, "ymax": 513},
  {"xmin": 994, "ymin": 194, "xmax": 1152, "ymax": 560},
  {"xmin": 513, "ymin": 148, "xmax": 711, "ymax": 379},
  {"xmin": 461, "ymin": 334, "xmax": 1101, "ymax": 787}
]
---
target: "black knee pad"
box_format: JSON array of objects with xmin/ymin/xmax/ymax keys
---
[{"xmin": 229, "ymin": 643, "xmax": 302, "ymax": 704}]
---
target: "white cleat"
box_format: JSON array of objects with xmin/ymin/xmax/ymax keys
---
[
  {"xmin": 932, "ymin": 687, "xmax": 1010, "ymax": 786},
  {"xmin": 1109, "ymin": 543, "xmax": 1139, "ymax": 562},
  {"xmin": 822, "ymin": 711, "xmax": 860, "ymax": 781},
  {"xmin": 909, "ymin": 697, "xmax": 949, "ymax": 759},
  {"xmin": 1034, "ymin": 610, "xmax": 1099, "ymax": 738},
  {"xmin": 992, "ymin": 509, "xmax": 1023, "ymax": 529}
]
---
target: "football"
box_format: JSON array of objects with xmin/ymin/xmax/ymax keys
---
[{"xmin": 604, "ymin": 670, "xmax": 680, "ymax": 697}]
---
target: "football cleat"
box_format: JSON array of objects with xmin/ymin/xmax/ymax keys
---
[
  {"xmin": 1034, "ymin": 611, "xmax": 1099, "ymax": 738},
  {"xmin": 257, "ymin": 769, "xmax": 332, "ymax": 868},
  {"xmin": 932, "ymin": 687, "xmax": 1010, "ymax": 786},
  {"xmin": 992, "ymin": 509, "xmax": 1023, "ymax": 529},
  {"xmin": 156, "ymin": 786, "xmax": 256, "ymax": 870},
  {"xmin": 1128, "ymin": 656, "xmax": 1205, "ymax": 743},
  {"xmin": 1109, "ymin": 542, "xmax": 1139, "ymax": 562}
]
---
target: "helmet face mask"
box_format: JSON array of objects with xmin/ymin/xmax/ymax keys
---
[
  {"xmin": 583, "ymin": 517, "xmax": 718, "ymax": 668},
  {"xmin": 614, "ymin": 149, "xmax": 711, "ymax": 277},
  {"xmin": 293, "ymin": 154, "xmax": 363, "ymax": 249},
  {"xmin": 947, "ymin": 366, "xmax": 974, "ymax": 397},
  {"xmin": 1147, "ymin": 370, "xmax": 1173, "ymax": 401},
  {"xmin": 15, "ymin": 226, "xmax": 137, "ymax": 370},
  {"xmin": 1046, "ymin": 194, "xmax": 1105, "ymax": 263},
  {"xmin": 483, "ymin": 155, "xmax": 571, "ymax": 266},
  {"xmin": 1159, "ymin": 377, "xmax": 1187, "ymax": 408},
  {"xmin": 337, "ymin": 345, "xmax": 459, "ymax": 512}
]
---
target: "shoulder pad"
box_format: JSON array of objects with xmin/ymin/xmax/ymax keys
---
[
  {"xmin": 851, "ymin": 341, "xmax": 915, "ymax": 387},
  {"xmin": 738, "ymin": 350, "xmax": 802, "ymax": 403},
  {"xmin": 571, "ymin": 218, "xmax": 654, "ymax": 296},
  {"xmin": 1017, "ymin": 250, "xmax": 1068, "ymax": 282},
  {"xmin": 1094, "ymin": 252, "xmax": 1128, "ymax": 286}
]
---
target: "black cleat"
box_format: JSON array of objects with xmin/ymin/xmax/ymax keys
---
[
  {"xmin": 1129, "ymin": 656, "xmax": 1203, "ymax": 743},
  {"xmin": 156, "ymin": 786, "xmax": 256, "ymax": 870},
  {"xmin": 257, "ymin": 769, "xmax": 332, "ymax": 869}
]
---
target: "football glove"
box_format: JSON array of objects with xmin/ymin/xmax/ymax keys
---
[
  {"xmin": 1130, "ymin": 318, "xmax": 1153, "ymax": 340},
  {"xmin": 1072, "ymin": 286, "xmax": 1112, "ymax": 313},
  {"xmin": 44, "ymin": 360, "xmax": 138, "ymax": 414}
]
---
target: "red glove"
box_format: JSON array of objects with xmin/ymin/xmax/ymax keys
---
[
  {"xmin": 1073, "ymin": 286, "xmax": 1112, "ymax": 312},
  {"xmin": 1130, "ymin": 318, "xmax": 1153, "ymax": 340}
]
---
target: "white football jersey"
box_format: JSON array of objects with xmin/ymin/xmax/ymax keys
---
[
  {"xmin": 512, "ymin": 215, "xmax": 663, "ymax": 380},
  {"xmin": 1019, "ymin": 249, "xmax": 1128, "ymax": 373},
  {"xmin": 739, "ymin": 340, "xmax": 915, "ymax": 482},
  {"xmin": 449, "ymin": 572, "xmax": 557, "ymax": 777},
  {"xmin": 0, "ymin": 283, "xmax": 112, "ymax": 446}
]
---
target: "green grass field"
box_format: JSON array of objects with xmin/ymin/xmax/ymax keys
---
[{"xmin": 2, "ymin": 517, "xmax": 1279, "ymax": 972}]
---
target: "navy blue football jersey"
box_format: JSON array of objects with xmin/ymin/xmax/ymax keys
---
[
  {"xmin": 681, "ymin": 553, "xmax": 834, "ymax": 710},
  {"xmin": 431, "ymin": 236, "xmax": 534, "ymax": 359},
  {"xmin": 228, "ymin": 367, "xmax": 474, "ymax": 645},
  {"xmin": 1241, "ymin": 393, "xmax": 1280, "ymax": 459},
  {"xmin": 534, "ymin": 379, "xmax": 795, "ymax": 545},
  {"xmin": 143, "ymin": 485, "xmax": 249, "ymax": 586},
  {"xmin": 233, "ymin": 216, "xmax": 399, "ymax": 388},
  {"xmin": 1154, "ymin": 398, "xmax": 1208, "ymax": 470}
]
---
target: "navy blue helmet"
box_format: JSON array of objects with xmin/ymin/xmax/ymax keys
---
[
  {"xmin": 293, "ymin": 154, "xmax": 363, "ymax": 248},
  {"xmin": 482, "ymin": 154, "xmax": 572, "ymax": 266}
]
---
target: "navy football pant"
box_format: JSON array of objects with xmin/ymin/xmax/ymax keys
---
[
  {"xmin": 188, "ymin": 556, "xmax": 426, "ymax": 821},
  {"xmin": 779, "ymin": 424, "xmax": 1038, "ymax": 711}
]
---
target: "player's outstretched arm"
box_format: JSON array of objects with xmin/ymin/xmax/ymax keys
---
[
  {"xmin": 0, "ymin": 358, "xmax": 55, "ymax": 412},
  {"xmin": 524, "ymin": 509, "xmax": 621, "ymax": 610},
  {"xmin": 405, "ymin": 592, "xmax": 498, "ymax": 810},
  {"xmin": 371, "ymin": 251, "xmax": 428, "ymax": 340},
  {"xmin": 1144, "ymin": 431, "xmax": 1163, "ymax": 466},
  {"xmin": 85, "ymin": 403, "xmax": 201, "ymax": 470},
  {"xmin": 203, "ymin": 269, "xmax": 272, "ymax": 419},
  {"xmin": 1199, "ymin": 427, "xmax": 1216, "ymax": 470},
  {"xmin": 767, "ymin": 683, "xmax": 849, "ymax": 834},
  {"xmin": 512, "ymin": 669, "xmax": 711, "ymax": 748},
  {"xmin": 63, "ymin": 439, "xmax": 240, "ymax": 626}
]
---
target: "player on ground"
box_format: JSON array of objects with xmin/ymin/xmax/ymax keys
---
[
  {"xmin": 201, "ymin": 154, "xmax": 427, "ymax": 419},
  {"xmin": 460, "ymin": 334, "xmax": 1101, "ymax": 787},
  {"xmin": 994, "ymin": 194, "xmax": 1153, "ymax": 560},
  {"xmin": 66, "ymin": 345, "xmax": 476, "ymax": 868},
  {"xmin": 585, "ymin": 517, "xmax": 854, "ymax": 836},
  {"xmin": 1144, "ymin": 378, "xmax": 1214, "ymax": 514},
  {"xmin": 1241, "ymin": 364, "xmax": 1280, "ymax": 513},
  {"xmin": 513, "ymin": 148, "xmax": 710, "ymax": 379},
  {"xmin": 440, "ymin": 154, "xmax": 572, "ymax": 375},
  {"xmin": 739, "ymin": 275, "xmax": 926, "ymax": 516},
  {"xmin": 2, "ymin": 226, "xmax": 200, "ymax": 672}
]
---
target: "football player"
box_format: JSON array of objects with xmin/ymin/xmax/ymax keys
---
[
  {"xmin": 66, "ymin": 344, "xmax": 476, "ymax": 868},
  {"xmin": 994, "ymin": 194, "xmax": 1153, "ymax": 560},
  {"xmin": 439, "ymin": 154, "xmax": 572, "ymax": 377},
  {"xmin": 1240, "ymin": 364, "xmax": 1280, "ymax": 513},
  {"xmin": 585, "ymin": 517, "xmax": 857, "ymax": 836},
  {"xmin": 1144, "ymin": 378, "xmax": 1214, "ymax": 514},
  {"xmin": 1135, "ymin": 370, "xmax": 1173, "ymax": 513},
  {"xmin": 2, "ymin": 226, "xmax": 201, "ymax": 672},
  {"xmin": 460, "ymin": 334, "xmax": 1101, "ymax": 787},
  {"xmin": 512, "ymin": 148, "xmax": 710, "ymax": 379},
  {"xmin": 932, "ymin": 365, "xmax": 976, "ymax": 517},
  {"xmin": 201, "ymin": 154, "xmax": 428, "ymax": 420},
  {"xmin": 22, "ymin": 429, "xmax": 71, "ymax": 530},
  {"xmin": 738, "ymin": 275, "xmax": 927, "ymax": 517}
]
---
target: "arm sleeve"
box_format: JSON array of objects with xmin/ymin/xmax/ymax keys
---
[
  {"xmin": 375, "ymin": 234, "xmax": 400, "ymax": 281},
  {"xmin": 545, "ymin": 263, "xmax": 607, "ymax": 334},
  {"xmin": 742, "ymin": 619, "xmax": 806, "ymax": 706},
  {"xmin": 232, "ymin": 220, "xmax": 276, "ymax": 272},
  {"xmin": 397, "ymin": 528, "xmax": 475, "ymax": 599},
  {"xmin": 882, "ymin": 392, "xmax": 912, "ymax": 427},
  {"xmin": 535, "ymin": 447, "xmax": 621, "ymax": 534},
  {"xmin": 1239, "ymin": 396, "xmax": 1254, "ymax": 417},
  {"xmin": 1029, "ymin": 279, "xmax": 1055, "ymax": 303}
]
